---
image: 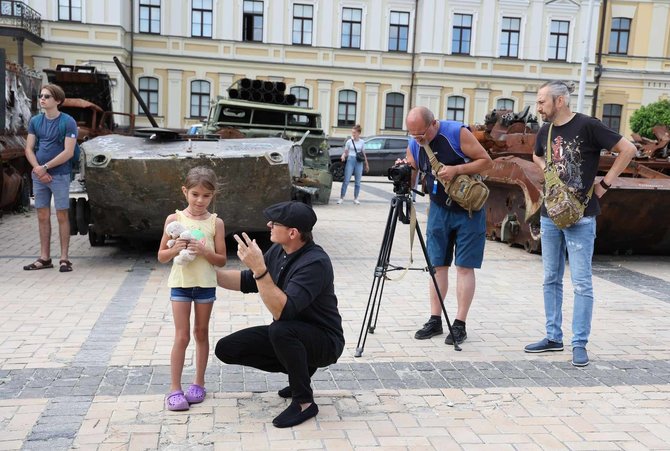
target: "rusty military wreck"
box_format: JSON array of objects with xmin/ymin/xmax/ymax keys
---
[
  {"xmin": 76, "ymin": 64, "xmax": 333, "ymax": 246},
  {"xmin": 475, "ymin": 107, "xmax": 670, "ymax": 255}
]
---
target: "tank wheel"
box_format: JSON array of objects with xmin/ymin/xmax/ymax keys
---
[
  {"xmin": 68, "ymin": 198, "xmax": 78, "ymax": 235},
  {"xmin": 76, "ymin": 198, "xmax": 90, "ymax": 235},
  {"xmin": 329, "ymin": 161, "xmax": 345, "ymax": 182},
  {"xmin": 89, "ymin": 227, "xmax": 105, "ymax": 247},
  {"xmin": 490, "ymin": 230, "xmax": 497, "ymax": 241}
]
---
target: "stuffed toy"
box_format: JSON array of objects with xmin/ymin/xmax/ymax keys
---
[{"xmin": 165, "ymin": 221, "xmax": 196, "ymax": 265}]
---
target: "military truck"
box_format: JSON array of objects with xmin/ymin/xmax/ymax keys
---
[{"xmin": 202, "ymin": 78, "xmax": 332, "ymax": 205}]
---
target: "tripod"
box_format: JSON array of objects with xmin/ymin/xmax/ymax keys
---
[{"xmin": 354, "ymin": 191, "xmax": 462, "ymax": 357}]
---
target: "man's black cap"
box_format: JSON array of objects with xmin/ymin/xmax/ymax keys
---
[{"xmin": 263, "ymin": 201, "xmax": 317, "ymax": 232}]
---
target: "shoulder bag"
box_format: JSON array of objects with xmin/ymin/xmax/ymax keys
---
[
  {"xmin": 543, "ymin": 123, "xmax": 594, "ymax": 229},
  {"xmin": 352, "ymin": 140, "xmax": 366, "ymax": 162},
  {"xmin": 423, "ymin": 143, "xmax": 489, "ymax": 216}
]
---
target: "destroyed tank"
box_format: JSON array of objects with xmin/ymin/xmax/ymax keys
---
[
  {"xmin": 71, "ymin": 61, "xmax": 330, "ymax": 246},
  {"xmin": 1, "ymin": 54, "xmax": 41, "ymax": 212},
  {"xmin": 202, "ymin": 78, "xmax": 332, "ymax": 204},
  {"xmin": 475, "ymin": 107, "xmax": 670, "ymax": 255}
]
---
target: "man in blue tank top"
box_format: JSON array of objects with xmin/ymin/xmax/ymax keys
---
[{"xmin": 405, "ymin": 106, "xmax": 492, "ymax": 346}]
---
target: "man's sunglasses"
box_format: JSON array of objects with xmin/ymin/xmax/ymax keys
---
[{"xmin": 38, "ymin": 94, "xmax": 53, "ymax": 99}]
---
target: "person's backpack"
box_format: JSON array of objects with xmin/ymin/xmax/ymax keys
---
[{"xmin": 31, "ymin": 112, "xmax": 81, "ymax": 168}]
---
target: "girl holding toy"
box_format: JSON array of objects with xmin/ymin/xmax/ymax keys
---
[{"xmin": 158, "ymin": 166, "xmax": 227, "ymax": 411}]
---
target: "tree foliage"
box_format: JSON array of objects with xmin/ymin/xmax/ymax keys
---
[{"xmin": 629, "ymin": 99, "xmax": 670, "ymax": 139}]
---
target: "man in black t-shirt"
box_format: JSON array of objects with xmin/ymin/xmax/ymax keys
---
[
  {"xmin": 524, "ymin": 81, "xmax": 636, "ymax": 367},
  {"xmin": 215, "ymin": 201, "xmax": 344, "ymax": 428}
]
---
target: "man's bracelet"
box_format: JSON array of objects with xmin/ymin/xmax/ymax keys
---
[
  {"xmin": 599, "ymin": 179, "xmax": 611, "ymax": 190},
  {"xmin": 253, "ymin": 269, "xmax": 269, "ymax": 280}
]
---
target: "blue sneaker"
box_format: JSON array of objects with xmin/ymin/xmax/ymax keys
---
[
  {"xmin": 524, "ymin": 338, "xmax": 564, "ymax": 353},
  {"xmin": 572, "ymin": 347, "xmax": 589, "ymax": 367}
]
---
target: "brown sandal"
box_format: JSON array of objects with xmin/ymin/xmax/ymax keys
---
[
  {"xmin": 59, "ymin": 259, "xmax": 73, "ymax": 272},
  {"xmin": 23, "ymin": 258, "xmax": 53, "ymax": 271}
]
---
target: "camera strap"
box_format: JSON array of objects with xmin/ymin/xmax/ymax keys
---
[{"xmin": 383, "ymin": 200, "xmax": 417, "ymax": 282}]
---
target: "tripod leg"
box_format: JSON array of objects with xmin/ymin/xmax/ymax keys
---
[
  {"xmin": 414, "ymin": 222, "xmax": 462, "ymax": 351},
  {"xmin": 354, "ymin": 197, "xmax": 402, "ymax": 358}
]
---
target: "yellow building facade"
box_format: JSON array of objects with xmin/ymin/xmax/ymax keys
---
[{"xmin": 2, "ymin": 0, "xmax": 668, "ymax": 139}]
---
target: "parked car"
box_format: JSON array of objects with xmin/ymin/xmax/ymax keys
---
[{"xmin": 329, "ymin": 135, "xmax": 409, "ymax": 181}]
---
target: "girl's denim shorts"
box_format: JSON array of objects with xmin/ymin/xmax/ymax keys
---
[{"xmin": 170, "ymin": 287, "xmax": 216, "ymax": 304}]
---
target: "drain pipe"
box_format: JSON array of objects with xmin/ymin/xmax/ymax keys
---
[
  {"xmin": 408, "ymin": 0, "xmax": 419, "ymax": 108},
  {"xmin": 591, "ymin": 0, "xmax": 608, "ymax": 117},
  {"xmin": 129, "ymin": 0, "xmax": 135, "ymax": 116}
]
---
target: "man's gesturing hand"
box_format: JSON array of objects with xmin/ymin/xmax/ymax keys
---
[{"xmin": 234, "ymin": 232, "xmax": 266, "ymax": 275}]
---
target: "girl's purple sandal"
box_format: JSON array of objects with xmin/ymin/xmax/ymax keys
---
[
  {"xmin": 185, "ymin": 384, "xmax": 206, "ymax": 404},
  {"xmin": 165, "ymin": 390, "xmax": 189, "ymax": 411}
]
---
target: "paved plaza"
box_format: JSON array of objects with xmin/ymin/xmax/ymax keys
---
[{"xmin": 1, "ymin": 177, "xmax": 669, "ymax": 450}]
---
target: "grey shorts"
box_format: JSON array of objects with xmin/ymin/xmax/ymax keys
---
[{"xmin": 32, "ymin": 173, "xmax": 70, "ymax": 210}]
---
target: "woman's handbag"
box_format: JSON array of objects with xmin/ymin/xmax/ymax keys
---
[
  {"xmin": 543, "ymin": 124, "xmax": 594, "ymax": 229},
  {"xmin": 352, "ymin": 140, "xmax": 366, "ymax": 162}
]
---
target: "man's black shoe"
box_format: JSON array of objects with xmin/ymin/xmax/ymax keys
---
[
  {"xmin": 414, "ymin": 318, "xmax": 443, "ymax": 340},
  {"xmin": 272, "ymin": 400, "xmax": 319, "ymax": 428},
  {"xmin": 444, "ymin": 323, "xmax": 467, "ymax": 345},
  {"xmin": 277, "ymin": 386, "xmax": 292, "ymax": 398}
]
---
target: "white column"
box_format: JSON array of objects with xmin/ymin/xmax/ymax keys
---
[
  {"xmin": 474, "ymin": 88, "xmax": 490, "ymax": 125},
  {"xmin": 318, "ymin": 79, "xmax": 333, "ymax": 135},
  {"xmin": 364, "ymin": 82, "xmax": 379, "ymax": 134},
  {"xmin": 218, "ymin": 72, "xmax": 235, "ymax": 98},
  {"xmin": 167, "ymin": 69, "xmax": 183, "ymax": 128}
]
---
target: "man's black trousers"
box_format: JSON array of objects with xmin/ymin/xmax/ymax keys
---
[{"xmin": 215, "ymin": 321, "xmax": 340, "ymax": 403}]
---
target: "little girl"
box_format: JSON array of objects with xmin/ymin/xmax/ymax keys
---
[{"xmin": 158, "ymin": 166, "xmax": 227, "ymax": 411}]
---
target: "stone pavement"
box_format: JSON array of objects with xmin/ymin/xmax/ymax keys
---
[{"xmin": 1, "ymin": 177, "xmax": 669, "ymax": 450}]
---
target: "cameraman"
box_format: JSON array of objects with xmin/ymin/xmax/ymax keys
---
[{"xmin": 403, "ymin": 106, "xmax": 492, "ymax": 345}]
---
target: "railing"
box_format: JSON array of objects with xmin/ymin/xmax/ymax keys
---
[{"xmin": 0, "ymin": 0, "xmax": 41, "ymax": 38}]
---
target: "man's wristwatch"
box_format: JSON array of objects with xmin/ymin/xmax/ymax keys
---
[
  {"xmin": 42, "ymin": 163, "xmax": 49, "ymax": 171},
  {"xmin": 599, "ymin": 179, "xmax": 611, "ymax": 190}
]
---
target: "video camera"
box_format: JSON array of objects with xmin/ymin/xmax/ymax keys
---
[{"xmin": 387, "ymin": 163, "xmax": 412, "ymax": 195}]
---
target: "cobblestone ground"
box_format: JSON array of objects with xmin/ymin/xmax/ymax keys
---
[{"xmin": 1, "ymin": 178, "xmax": 669, "ymax": 450}]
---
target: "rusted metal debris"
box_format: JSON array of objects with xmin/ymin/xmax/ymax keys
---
[{"xmin": 475, "ymin": 108, "xmax": 670, "ymax": 255}]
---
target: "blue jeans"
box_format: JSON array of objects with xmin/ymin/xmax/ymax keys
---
[
  {"xmin": 340, "ymin": 157, "xmax": 363, "ymax": 199},
  {"xmin": 540, "ymin": 215, "xmax": 596, "ymax": 348}
]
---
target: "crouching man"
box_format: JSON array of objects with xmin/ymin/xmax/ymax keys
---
[{"xmin": 215, "ymin": 201, "xmax": 345, "ymax": 428}]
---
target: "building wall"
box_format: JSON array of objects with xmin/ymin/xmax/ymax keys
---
[{"xmin": 4, "ymin": 0, "xmax": 666, "ymax": 140}]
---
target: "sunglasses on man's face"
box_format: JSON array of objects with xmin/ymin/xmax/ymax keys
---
[{"xmin": 38, "ymin": 94, "xmax": 52, "ymax": 99}]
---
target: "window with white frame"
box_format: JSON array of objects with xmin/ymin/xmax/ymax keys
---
[
  {"xmin": 499, "ymin": 17, "xmax": 520, "ymax": 58},
  {"xmin": 496, "ymin": 98, "xmax": 514, "ymax": 111},
  {"xmin": 447, "ymin": 96, "xmax": 465, "ymax": 122},
  {"xmin": 58, "ymin": 0, "xmax": 81, "ymax": 21},
  {"xmin": 452, "ymin": 14, "xmax": 472, "ymax": 55},
  {"xmin": 609, "ymin": 17, "xmax": 631, "ymax": 55},
  {"xmin": 548, "ymin": 20, "xmax": 569, "ymax": 60},
  {"xmin": 290, "ymin": 86, "xmax": 309, "ymax": 108},
  {"xmin": 341, "ymin": 7, "xmax": 362, "ymax": 49},
  {"xmin": 138, "ymin": 77, "xmax": 159, "ymax": 115},
  {"xmin": 192, "ymin": 0, "xmax": 212, "ymax": 38},
  {"xmin": 385, "ymin": 93, "xmax": 404, "ymax": 129},
  {"xmin": 338, "ymin": 90, "xmax": 357, "ymax": 127},
  {"xmin": 389, "ymin": 11, "xmax": 409, "ymax": 52},
  {"xmin": 190, "ymin": 80, "xmax": 210, "ymax": 118},
  {"xmin": 292, "ymin": 4, "xmax": 313, "ymax": 45},
  {"xmin": 139, "ymin": 0, "xmax": 160, "ymax": 34},
  {"xmin": 243, "ymin": 0, "xmax": 263, "ymax": 42}
]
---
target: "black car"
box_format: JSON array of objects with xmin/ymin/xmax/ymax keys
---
[{"xmin": 329, "ymin": 135, "xmax": 409, "ymax": 181}]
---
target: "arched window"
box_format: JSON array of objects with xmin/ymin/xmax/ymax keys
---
[
  {"xmin": 290, "ymin": 86, "xmax": 309, "ymax": 108},
  {"xmin": 385, "ymin": 93, "xmax": 404, "ymax": 130},
  {"xmin": 446, "ymin": 96, "xmax": 465, "ymax": 122},
  {"xmin": 138, "ymin": 76, "xmax": 159, "ymax": 115},
  {"xmin": 603, "ymin": 104, "xmax": 622, "ymax": 133},
  {"xmin": 190, "ymin": 80, "xmax": 210, "ymax": 118},
  {"xmin": 338, "ymin": 90, "xmax": 357, "ymax": 127},
  {"xmin": 496, "ymin": 98, "xmax": 514, "ymax": 111}
]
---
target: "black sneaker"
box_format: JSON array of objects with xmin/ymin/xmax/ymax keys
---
[
  {"xmin": 414, "ymin": 318, "xmax": 443, "ymax": 339},
  {"xmin": 444, "ymin": 323, "xmax": 467, "ymax": 345}
]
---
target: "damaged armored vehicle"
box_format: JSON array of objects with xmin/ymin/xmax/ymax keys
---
[{"xmin": 75, "ymin": 62, "xmax": 331, "ymax": 246}]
